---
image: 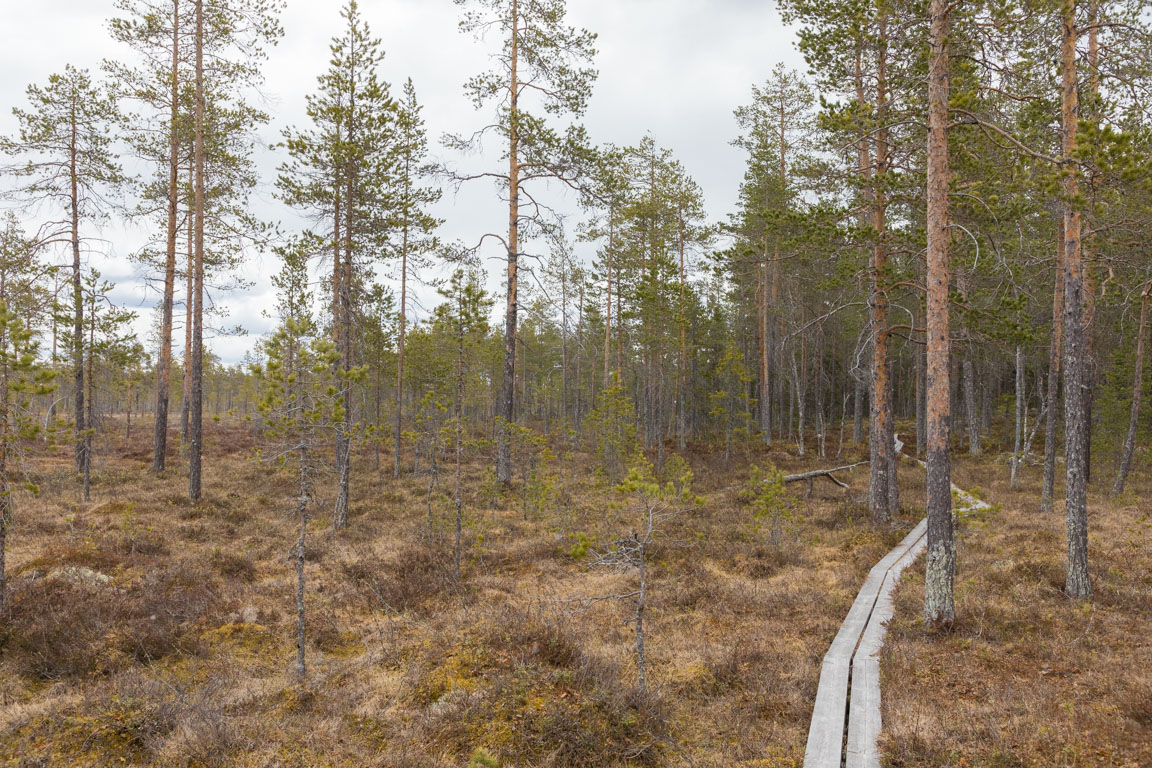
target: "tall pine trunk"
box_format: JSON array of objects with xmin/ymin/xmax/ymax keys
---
[
  {"xmin": 924, "ymin": 0, "xmax": 955, "ymax": 625},
  {"xmin": 70, "ymin": 110, "xmax": 85, "ymax": 476},
  {"xmin": 1061, "ymin": 0, "xmax": 1092, "ymax": 599},
  {"xmin": 188, "ymin": 0, "xmax": 205, "ymax": 501},
  {"xmin": 868, "ymin": 18, "xmax": 894, "ymax": 523},
  {"xmin": 496, "ymin": 0, "xmax": 520, "ymax": 486},
  {"xmin": 181, "ymin": 158, "xmax": 193, "ymax": 441},
  {"xmin": 153, "ymin": 0, "xmax": 180, "ymax": 472}
]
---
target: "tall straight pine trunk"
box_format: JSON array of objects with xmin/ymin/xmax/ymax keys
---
[
  {"xmin": 70, "ymin": 111, "xmax": 85, "ymax": 476},
  {"xmin": 496, "ymin": 0, "xmax": 520, "ymax": 485},
  {"xmin": 188, "ymin": 0, "xmax": 205, "ymax": 501},
  {"xmin": 1060, "ymin": 0, "xmax": 1092, "ymax": 599},
  {"xmin": 154, "ymin": 0, "xmax": 180, "ymax": 472},
  {"xmin": 869, "ymin": 16, "xmax": 895, "ymax": 523},
  {"xmin": 924, "ymin": 0, "xmax": 955, "ymax": 625}
]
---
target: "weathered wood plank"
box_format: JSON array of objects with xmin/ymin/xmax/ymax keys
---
[
  {"xmin": 845, "ymin": 520, "xmax": 927, "ymax": 767},
  {"xmin": 803, "ymin": 518, "xmax": 927, "ymax": 767}
]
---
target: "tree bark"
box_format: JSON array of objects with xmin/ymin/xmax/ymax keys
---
[
  {"xmin": 334, "ymin": 78, "xmax": 355, "ymax": 530},
  {"xmin": 1011, "ymin": 344, "xmax": 1025, "ymax": 488},
  {"xmin": 188, "ymin": 0, "xmax": 205, "ymax": 501},
  {"xmin": 70, "ymin": 104, "xmax": 85, "ymax": 476},
  {"xmin": 1112, "ymin": 282, "xmax": 1149, "ymax": 496},
  {"xmin": 394, "ymin": 161, "xmax": 411, "ymax": 478},
  {"xmin": 963, "ymin": 356, "xmax": 981, "ymax": 454},
  {"xmin": 1042, "ymin": 222, "xmax": 1065, "ymax": 512},
  {"xmin": 496, "ymin": 0, "xmax": 519, "ymax": 485},
  {"xmin": 153, "ymin": 0, "xmax": 180, "ymax": 473},
  {"xmin": 181, "ymin": 157, "xmax": 193, "ymax": 441},
  {"xmin": 924, "ymin": 0, "xmax": 955, "ymax": 626},
  {"xmin": 1060, "ymin": 0, "xmax": 1091, "ymax": 599},
  {"xmin": 868, "ymin": 16, "xmax": 893, "ymax": 523}
]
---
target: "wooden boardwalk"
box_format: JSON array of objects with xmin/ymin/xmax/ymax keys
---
[{"xmin": 803, "ymin": 465, "xmax": 990, "ymax": 768}]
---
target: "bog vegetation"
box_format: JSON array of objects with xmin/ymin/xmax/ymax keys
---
[{"xmin": 1, "ymin": 0, "xmax": 1151, "ymax": 765}]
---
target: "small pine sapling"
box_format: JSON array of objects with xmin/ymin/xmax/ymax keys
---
[
  {"xmin": 568, "ymin": 459, "xmax": 700, "ymax": 697},
  {"xmin": 747, "ymin": 464, "xmax": 800, "ymax": 546}
]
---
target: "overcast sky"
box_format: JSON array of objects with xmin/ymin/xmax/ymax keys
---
[{"xmin": 0, "ymin": 0, "xmax": 806, "ymax": 364}]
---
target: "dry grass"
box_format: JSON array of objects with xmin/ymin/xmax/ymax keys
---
[
  {"xmin": 881, "ymin": 452, "xmax": 1152, "ymax": 767},
  {"xmin": 0, "ymin": 419, "xmax": 923, "ymax": 767}
]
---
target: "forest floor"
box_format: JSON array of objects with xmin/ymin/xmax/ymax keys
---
[
  {"xmin": 0, "ymin": 419, "xmax": 923, "ymax": 768},
  {"xmin": 882, "ymin": 454, "xmax": 1152, "ymax": 767},
  {"xmin": 0, "ymin": 421, "xmax": 1146, "ymax": 767}
]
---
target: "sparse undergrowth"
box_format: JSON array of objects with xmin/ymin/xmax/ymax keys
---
[
  {"xmin": 0, "ymin": 420, "xmax": 912, "ymax": 767},
  {"xmin": 881, "ymin": 456, "xmax": 1152, "ymax": 767}
]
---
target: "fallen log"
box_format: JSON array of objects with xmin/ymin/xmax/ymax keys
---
[{"xmin": 783, "ymin": 461, "xmax": 869, "ymax": 497}]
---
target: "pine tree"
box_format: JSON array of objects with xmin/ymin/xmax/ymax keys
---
[
  {"xmin": 0, "ymin": 65, "xmax": 124, "ymax": 480},
  {"xmin": 450, "ymin": 0, "xmax": 598, "ymax": 485},
  {"xmin": 255, "ymin": 244, "xmax": 342, "ymax": 682},
  {"xmin": 0, "ymin": 219, "xmax": 58, "ymax": 620},
  {"xmin": 392, "ymin": 78, "xmax": 442, "ymax": 478},
  {"xmin": 278, "ymin": 0, "xmax": 395, "ymax": 527}
]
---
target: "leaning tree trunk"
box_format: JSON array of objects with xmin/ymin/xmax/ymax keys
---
[
  {"xmin": 1060, "ymin": 0, "xmax": 1092, "ymax": 600},
  {"xmin": 924, "ymin": 0, "xmax": 955, "ymax": 626},
  {"xmin": 1112, "ymin": 282, "xmax": 1150, "ymax": 496}
]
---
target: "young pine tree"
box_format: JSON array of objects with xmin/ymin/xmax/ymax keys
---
[{"xmin": 254, "ymin": 246, "xmax": 343, "ymax": 683}]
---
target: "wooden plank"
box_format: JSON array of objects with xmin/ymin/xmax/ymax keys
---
[
  {"xmin": 845, "ymin": 520, "xmax": 926, "ymax": 767},
  {"xmin": 803, "ymin": 519, "xmax": 927, "ymax": 767}
]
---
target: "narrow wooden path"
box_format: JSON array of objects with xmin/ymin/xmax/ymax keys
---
[{"xmin": 803, "ymin": 462, "xmax": 991, "ymax": 768}]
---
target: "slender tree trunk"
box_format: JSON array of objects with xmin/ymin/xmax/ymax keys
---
[
  {"xmin": 603, "ymin": 213, "xmax": 614, "ymax": 388},
  {"xmin": 394, "ymin": 172, "xmax": 411, "ymax": 478},
  {"xmin": 1112, "ymin": 282, "xmax": 1149, "ymax": 495},
  {"xmin": 1011, "ymin": 344, "xmax": 1025, "ymax": 487},
  {"xmin": 869, "ymin": 19, "xmax": 893, "ymax": 523},
  {"xmin": 678, "ymin": 213, "xmax": 688, "ymax": 451},
  {"xmin": 1060, "ymin": 0, "xmax": 1092, "ymax": 599},
  {"xmin": 496, "ymin": 0, "xmax": 519, "ymax": 485},
  {"xmin": 0, "ymin": 351, "xmax": 10, "ymax": 620},
  {"xmin": 334, "ymin": 92, "xmax": 355, "ymax": 530},
  {"xmin": 561, "ymin": 256, "xmax": 569, "ymax": 432},
  {"xmin": 635, "ymin": 541, "xmax": 647, "ymax": 696},
  {"xmin": 853, "ymin": 376, "xmax": 864, "ymax": 444},
  {"xmin": 963, "ymin": 356, "xmax": 981, "ymax": 454},
  {"xmin": 70, "ymin": 110, "xmax": 84, "ymax": 476},
  {"xmin": 153, "ymin": 1, "xmax": 180, "ymax": 472},
  {"xmin": 295, "ymin": 444, "xmax": 308, "ymax": 683},
  {"xmin": 454, "ymin": 305, "xmax": 465, "ymax": 582},
  {"xmin": 1042, "ymin": 222, "xmax": 1066, "ymax": 512},
  {"xmin": 83, "ymin": 299, "xmax": 95, "ymax": 503},
  {"xmin": 916, "ymin": 334, "xmax": 926, "ymax": 456},
  {"xmin": 924, "ymin": 0, "xmax": 955, "ymax": 626},
  {"xmin": 576, "ymin": 280, "xmax": 584, "ymax": 431},
  {"xmin": 181, "ymin": 157, "xmax": 193, "ymax": 441},
  {"xmin": 188, "ymin": 0, "xmax": 205, "ymax": 501},
  {"xmin": 759, "ymin": 254, "xmax": 772, "ymax": 444}
]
